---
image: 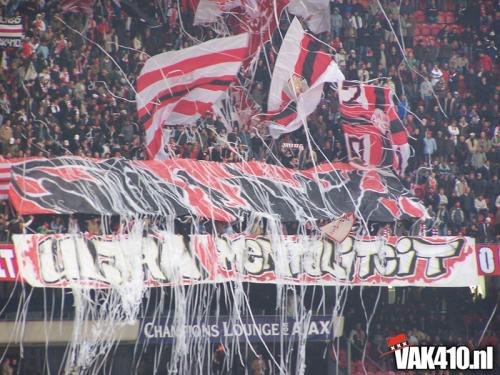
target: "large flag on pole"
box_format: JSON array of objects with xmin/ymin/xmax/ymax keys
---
[
  {"xmin": 266, "ymin": 18, "xmax": 343, "ymax": 138},
  {"xmin": 136, "ymin": 33, "xmax": 249, "ymax": 159}
]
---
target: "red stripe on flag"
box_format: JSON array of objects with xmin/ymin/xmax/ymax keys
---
[
  {"xmin": 146, "ymin": 125, "xmax": 165, "ymax": 159},
  {"xmin": 172, "ymin": 100, "xmax": 213, "ymax": 116},
  {"xmin": 391, "ymin": 131, "xmax": 408, "ymax": 145},
  {"xmin": 138, "ymin": 76, "xmax": 236, "ymax": 117},
  {"xmin": 137, "ymin": 47, "xmax": 248, "ymax": 92},
  {"xmin": 0, "ymin": 27, "xmax": 23, "ymax": 33},
  {"xmin": 294, "ymin": 36, "xmax": 310, "ymax": 79},
  {"xmin": 273, "ymin": 111, "xmax": 297, "ymax": 126},
  {"xmin": 140, "ymin": 85, "xmax": 231, "ymax": 128},
  {"xmin": 311, "ymin": 50, "xmax": 331, "ymax": 83},
  {"xmin": 142, "ymin": 116, "xmax": 154, "ymax": 131}
]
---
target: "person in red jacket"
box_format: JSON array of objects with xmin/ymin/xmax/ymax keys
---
[
  {"xmin": 479, "ymin": 52, "xmax": 493, "ymax": 71},
  {"xmin": 21, "ymin": 37, "xmax": 34, "ymax": 59}
]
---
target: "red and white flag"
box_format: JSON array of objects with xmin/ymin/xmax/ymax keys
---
[
  {"xmin": 0, "ymin": 158, "xmax": 11, "ymax": 200},
  {"xmin": 136, "ymin": 33, "xmax": 249, "ymax": 159},
  {"xmin": 266, "ymin": 18, "xmax": 343, "ymax": 138}
]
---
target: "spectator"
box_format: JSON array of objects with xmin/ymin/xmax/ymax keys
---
[
  {"xmin": 474, "ymin": 195, "xmax": 488, "ymax": 216},
  {"xmin": 420, "ymin": 79, "xmax": 434, "ymax": 110},
  {"xmin": 430, "ymin": 64, "xmax": 443, "ymax": 86},
  {"xmin": 0, "ymin": 214, "xmax": 9, "ymax": 242},
  {"xmin": 436, "ymin": 203, "xmax": 449, "ymax": 235},
  {"xmin": 423, "ymin": 131, "xmax": 437, "ymax": 163},
  {"xmin": 330, "ymin": 8, "xmax": 342, "ymax": 38},
  {"xmin": 450, "ymin": 202, "xmax": 465, "ymax": 233}
]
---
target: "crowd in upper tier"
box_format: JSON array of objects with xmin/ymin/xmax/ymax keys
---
[{"xmin": 0, "ymin": 0, "xmax": 498, "ymax": 242}]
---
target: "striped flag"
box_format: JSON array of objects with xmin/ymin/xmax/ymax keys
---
[
  {"xmin": 266, "ymin": 18, "xmax": 343, "ymax": 138},
  {"xmin": 0, "ymin": 16, "xmax": 23, "ymax": 48},
  {"xmin": 338, "ymin": 81, "xmax": 410, "ymax": 173},
  {"xmin": 0, "ymin": 158, "xmax": 11, "ymax": 200},
  {"xmin": 136, "ymin": 33, "xmax": 249, "ymax": 159}
]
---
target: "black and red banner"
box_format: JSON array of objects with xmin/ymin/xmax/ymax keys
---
[{"xmin": 7, "ymin": 158, "xmax": 426, "ymax": 222}]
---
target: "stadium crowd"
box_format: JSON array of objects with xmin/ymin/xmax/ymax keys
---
[
  {"xmin": 0, "ymin": 2, "xmax": 498, "ymax": 374},
  {"xmin": 0, "ymin": 0, "xmax": 498, "ymax": 244}
]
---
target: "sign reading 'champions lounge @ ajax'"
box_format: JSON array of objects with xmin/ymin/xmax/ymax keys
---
[{"xmin": 141, "ymin": 315, "xmax": 344, "ymax": 343}]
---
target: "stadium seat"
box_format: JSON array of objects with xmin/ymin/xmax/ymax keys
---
[
  {"xmin": 445, "ymin": 12, "xmax": 455, "ymax": 23},
  {"xmin": 414, "ymin": 24, "xmax": 421, "ymax": 36},
  {"xmin": 444, "ymin": 0, "xmax": 455, "ymax": 11},
  {"xmin": 415, "ymin": 12, "xmax": 426, "ymax": 23},
  {"xmin": 420, "ymin": 24, "xmax": 431, "ymax": 36},
  {"xmin": 431, "ymin": 24, "xmax": 442, "ymax": 36},
  {"xmin": 437, "ymin": 13, "xmax": 447, "ymax": 24}
]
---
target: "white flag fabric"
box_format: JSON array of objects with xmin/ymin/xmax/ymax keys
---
[
  {"xmin": 288, "ymin": 0, "xmax": 330, "ymax": 34},
  {"xmin": 193, "ymin": 0, "xmax": 241, "ymax": 25}
]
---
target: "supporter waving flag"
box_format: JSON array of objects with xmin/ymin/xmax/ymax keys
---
[
  {"xmin": 338, "ymin": 81, "xmax": 410, "ymax": 174},
  {"xmin": 136, "ymin": 33, "xmax": 249, "ymax": 159},
  {"xmin": 266, "ymin": 18, "xmax": 344, "ymax": 138}
]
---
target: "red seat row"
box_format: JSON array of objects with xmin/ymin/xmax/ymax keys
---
[
  {"xmin": 413, "ymin": 35, "xmax": 440, "ymax": 46},
  {"xmin": 414, "ymin": 10, "xmax": 455, "ymax": 24},
  {"xmin": 415, "ymin": 23, "xmax": 464, "ymax": 37}
]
